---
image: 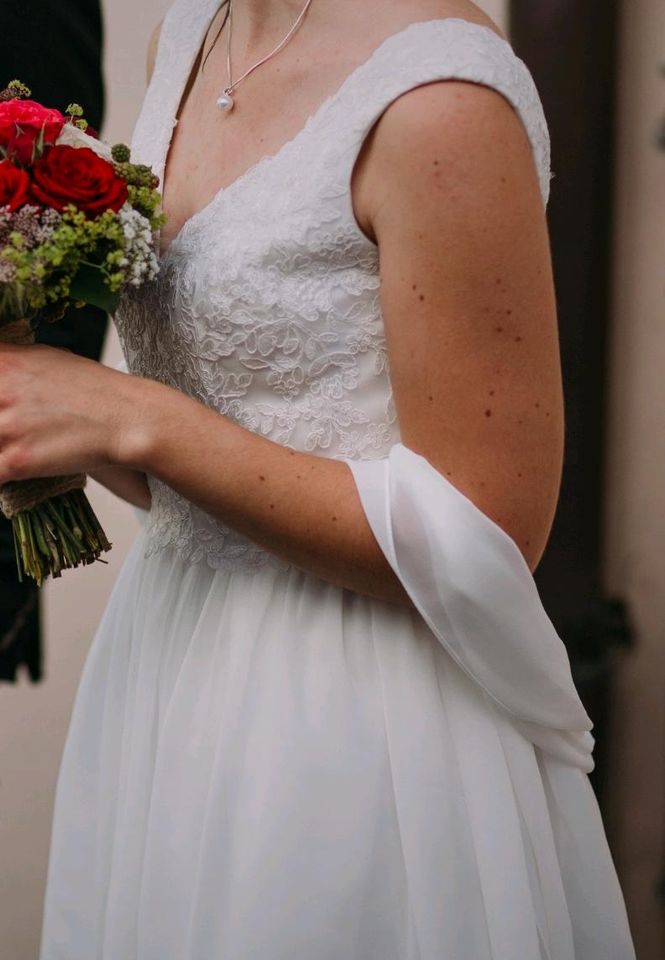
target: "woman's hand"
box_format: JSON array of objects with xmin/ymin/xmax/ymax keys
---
[{"xmin": 0, "ymin": 340, "xmax": 145, "ymax": 483}]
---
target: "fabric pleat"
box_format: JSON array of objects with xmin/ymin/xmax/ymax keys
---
[{"xmin": 344, "ymin": 443, "xmax": 635, "ymax": 960}]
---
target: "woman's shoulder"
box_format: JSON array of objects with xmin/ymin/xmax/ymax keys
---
[{"xmin": 349, "ymin": 3, "xmax": 551, "ymax": 224}]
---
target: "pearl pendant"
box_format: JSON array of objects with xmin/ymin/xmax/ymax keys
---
[{"xmin": 216, "ymin": 92, "xmax": 235, "ymax": 113}]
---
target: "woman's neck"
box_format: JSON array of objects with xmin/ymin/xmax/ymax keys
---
[{"xmin": 227, "ymin": 0, "xmax": 335, "ymax": 53}]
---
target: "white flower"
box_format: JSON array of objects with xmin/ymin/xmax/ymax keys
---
[
  {"xmin": 56, "ymin": 123, "xmax": 114, "ymax": 161},
  {"xmin": 117, "ymin": 206, "xmax": 159, "ymax": 287}
]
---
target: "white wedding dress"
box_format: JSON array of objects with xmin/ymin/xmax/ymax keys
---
[{"xmin": 38, "ymin": 2, "xmax": 636, "ymax": 958}]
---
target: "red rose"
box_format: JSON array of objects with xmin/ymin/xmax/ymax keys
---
[
  {"xmin": 0, "ymin": 99, "xmax": 65, "ymax": 166},
  {"xmin": 29, "ymin": 145, "xmax": 128, "ymax": 217},
  {"xmin": 0, "ymin": 160, "xmax": 30, "ymax": 211}
]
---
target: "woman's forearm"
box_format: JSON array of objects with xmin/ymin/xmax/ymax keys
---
[
  {"xmin": 121, "ymin": 377, "xmax": 411, "ymax": 605},
  {"xmin": 89, "ymin": 464, "xmax": 152, "ymax": 511}
]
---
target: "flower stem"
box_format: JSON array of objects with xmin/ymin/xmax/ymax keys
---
[{"xmin": 10, "ymin": 489, "xmax": 112, "ymax": 586}]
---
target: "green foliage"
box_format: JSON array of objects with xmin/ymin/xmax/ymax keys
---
[
  {"xmin": 0, "ymin": 204, "xmax": 136, "ymax": 321},
  {"xmin": 1, "ymin": 79, "xmax": 31, "ymax": 100}
]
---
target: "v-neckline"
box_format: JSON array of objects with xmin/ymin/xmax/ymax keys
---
[{"xmin": 156, "ymin": 12, "xmax": 492, "ymax": 260}]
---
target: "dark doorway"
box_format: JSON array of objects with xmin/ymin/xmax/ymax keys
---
[{"xmin": 509, "ymin": 0, "xmax": 633, "ymax": 809}]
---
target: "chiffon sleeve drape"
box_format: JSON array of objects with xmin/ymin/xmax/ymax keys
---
[{"xmin": 345, "ymin": 443, "xmax": 635, "ymax": 959}]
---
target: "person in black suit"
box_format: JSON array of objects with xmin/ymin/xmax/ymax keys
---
[{"xmin": 0, "ymin": 0, "xmax": 107, "ymax": 682}]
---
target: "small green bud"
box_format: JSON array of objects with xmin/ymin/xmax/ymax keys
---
[
  {"xmin": 0, "ymin": 80, "xmax": 31, "ymax": 101},
  {"xmin": 111, "ymin": 143, "xmax": 131, "ymax": 163}
]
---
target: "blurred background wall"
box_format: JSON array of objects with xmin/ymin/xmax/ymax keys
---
[
  {"xmin": 603, "ymin": 0, "xmax": 665, "ymax": 954},
  {"xmin": 1, "ymin": 0, "xmax": 664, "ymax": 957}
]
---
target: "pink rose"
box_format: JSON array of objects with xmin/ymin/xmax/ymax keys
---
[{"xmin": 0, "ymin": 99, "xmax": 66, "ymax": 166}]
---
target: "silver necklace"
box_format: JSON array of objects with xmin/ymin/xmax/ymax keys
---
[{"xmin": 216, "ymin": 0, "xmax": 315, "ymax": 113}]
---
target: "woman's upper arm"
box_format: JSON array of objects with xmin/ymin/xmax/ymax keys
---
[
  {"xmin": 365, "ymin": 78, "xmax": 563, "ymax": 572},
  {"xmin": 146, "ymin": 19, "xmax": 164, "ymax": 85}
]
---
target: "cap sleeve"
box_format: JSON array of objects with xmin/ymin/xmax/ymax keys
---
[{"xmin": 338, "ymin": 18, "xmax": 553, "ymax": 208}]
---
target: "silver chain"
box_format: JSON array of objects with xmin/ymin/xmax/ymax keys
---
[{"xmin": 223, "ymin": 0, "xmax": 315, "ymax": 97}]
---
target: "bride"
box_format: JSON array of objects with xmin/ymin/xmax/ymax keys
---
[{"xmin": 4, "ymin": 0, "xmax": 637, "ymax": 956}]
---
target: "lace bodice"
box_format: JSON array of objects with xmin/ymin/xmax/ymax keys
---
[{"xmin": 113, "ymin": 0, "xmax": 552, "ymax": 572}]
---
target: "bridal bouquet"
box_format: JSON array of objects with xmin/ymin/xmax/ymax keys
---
[{"xmin": 0, "ymin": 80, "xmax": 165, "ymax": 586}]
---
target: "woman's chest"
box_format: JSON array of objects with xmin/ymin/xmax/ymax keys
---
[
  {"xmin": 114, "ymin": 220, "xmax": 396, "ymax": 458},
  {"xmin": 160, "ymin": 51, "xmax": 370, "ymax": 253}
]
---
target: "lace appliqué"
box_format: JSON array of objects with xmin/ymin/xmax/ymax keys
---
[{"xmin": 113, "ymin": 6, "xmax": 551, "ymax": 573}]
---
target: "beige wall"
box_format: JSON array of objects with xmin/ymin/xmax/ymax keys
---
[{"xmin": 603, "ymin": 0, "xmax": 665, "ymax": 955}]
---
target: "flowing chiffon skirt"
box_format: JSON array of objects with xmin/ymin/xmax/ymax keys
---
[{"xmin": 39, "ymin": 450, "xmax": 634, "ymax": 959}]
